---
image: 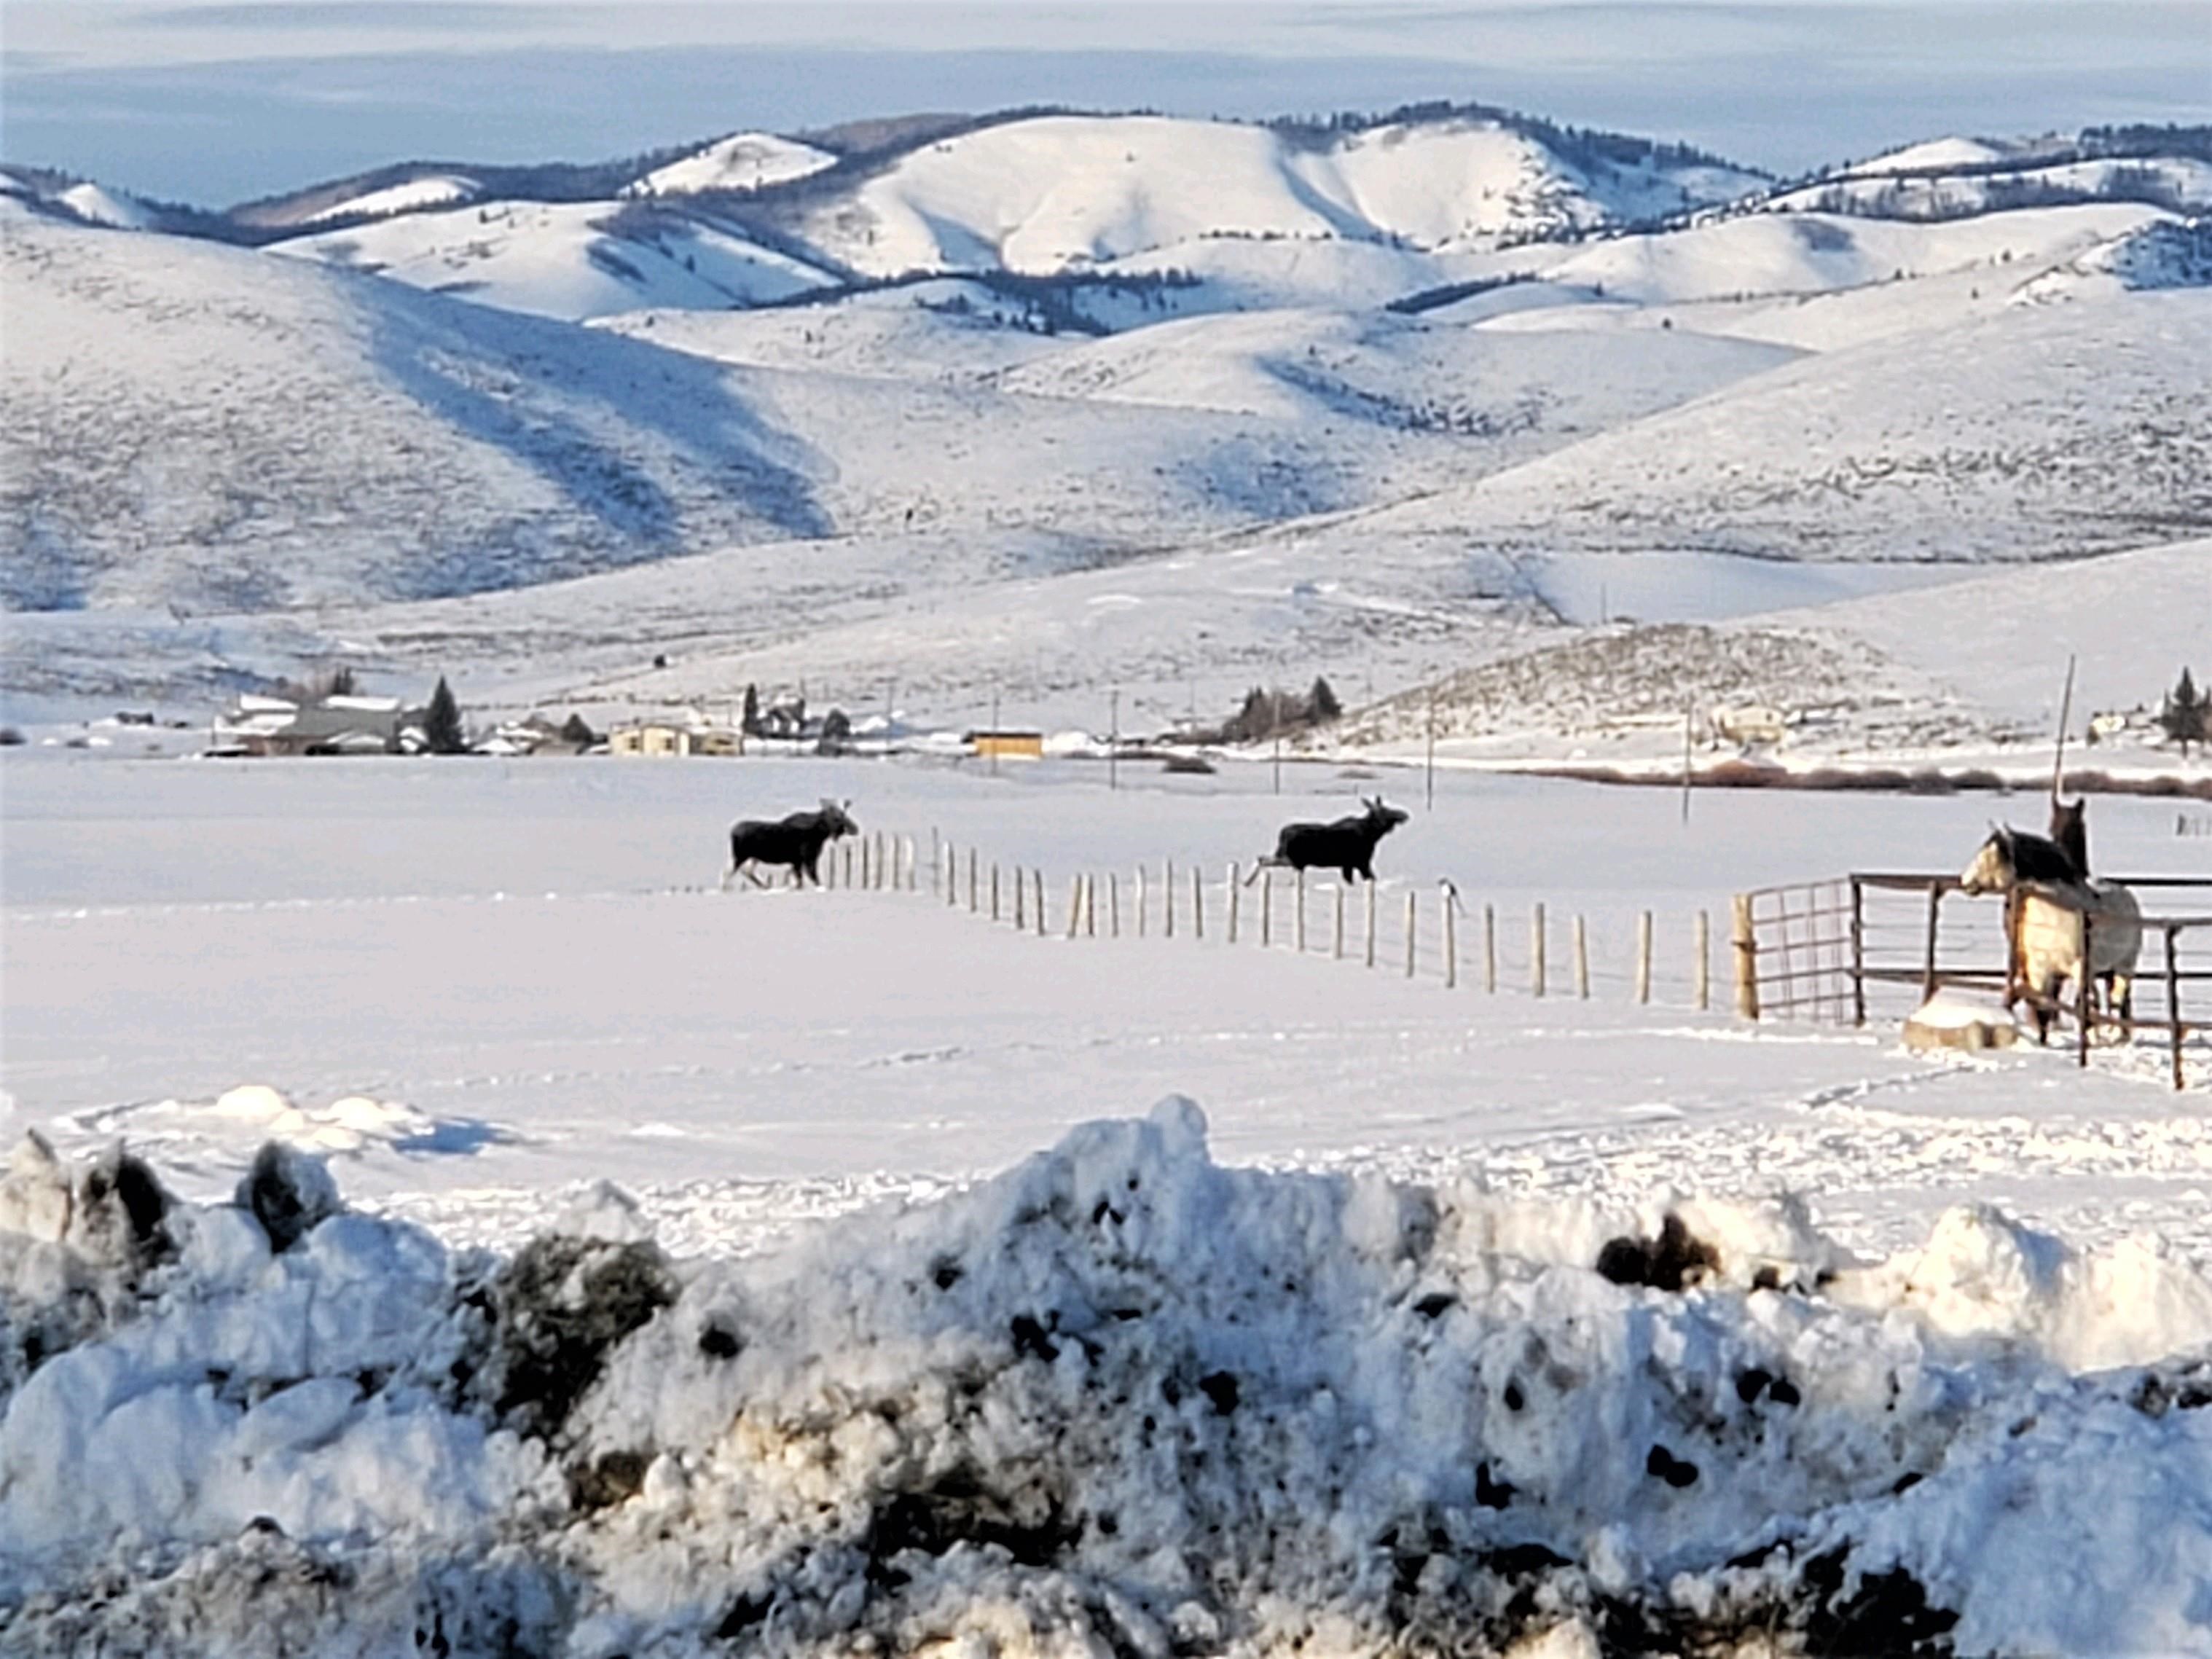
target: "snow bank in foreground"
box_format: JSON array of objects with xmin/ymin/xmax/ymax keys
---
[{"xmin": 4, "ymin": 1105, "xmax": 2212, "ymax": 1656}]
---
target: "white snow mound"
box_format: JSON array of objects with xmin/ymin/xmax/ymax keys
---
[{"xmin": 3, "ymin": 1104, "xmax": 2211, "ymax": 1655}]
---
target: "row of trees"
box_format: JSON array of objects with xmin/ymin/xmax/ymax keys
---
[{"xmin": 1215, "ymin": 677, "xmax": 1344, "ymax": 745}]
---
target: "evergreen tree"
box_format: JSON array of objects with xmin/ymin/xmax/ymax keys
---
[
  {"xmin": 559, "ymin": 712, "xmax": 597, "ymax": 748},
  {"xmin": 2162, "ymin": 667, "xmax": 2206, "ymax": 757},
  {"xmin": 1309, "ymin": 675, "xmax": 1343, "ymax": 723},
  {"xmin": 424, "ymin": 676, "xmax": 466, "ymax": 756},
  {"xmin": 741, "ymin": 683, "xmax": 761, "ymax": 737}
]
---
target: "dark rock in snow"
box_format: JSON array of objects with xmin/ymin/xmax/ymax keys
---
[
  {"xmin": 1645, "ymin": 1445, "xmax": 1700, "ymax": 1487},
  {"xmin": 1009, "ymin": 1313, "xmax": 1059, "ymax": 1362},
  {"xmin": 1475, "ymin": 1460, "xmax": 1516, "ymax": 1510}
]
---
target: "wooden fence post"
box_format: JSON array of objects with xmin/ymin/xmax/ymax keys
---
[
  {"xmin": 1191, "ymin": 866, "xmax": 1204, "ymax": 940},
  {"xmin": 874, "ymin": 831, "xmax": 886, "ymax": 889},
  {"xmin": 1228, "ymin": 863, "xmax": 1241, "ymax": 944},
  {"xmin": 1574, "ymin": 914, "xmax": 1591, "ymax": 999},
  {"xmin": 1034, "ymin": 871, "xmax": 1046, "ymax": 938},
  {"xmin": 1013, "ymin": 863, "xmax": 1025, "ymax": 930},
  {"xmin": 1164, "ymin": 861, "xmax": 1176, "ymax": 939},
  {"xmin": 1732, "ymin": 893, "xmax": 1759, "ymax": 1020},
  {"xmin": 1333, "ymin": 885, "xmax": 1346, "ymax": 961},
  {"xmin": 930, "ymin": 828, "xmax": 941, "ymax": 895},
  {"xmin": 1484, "ymin": 903, "xmax": 1497, "ymax": 994},
  {"xmin": 1365, "ymin": 882, "xmax": 1378, "ymax": 968},
  {"xmin": 1110, "ymin": 872, "xmax": 1121, "ymax": 938},
  {"xmin": 2077, "ymin": 911, "xmax": 2093, "ymax": 1069},
  {"xmin": 1295, "ymin": 870, "xmax": 1307, "ymax": 953},
  {"xmin": 968, "ymin": 849, "xmax": 978, "ymax": 913},
  {"xmin": 1137, "ymin": 864, "xmax": 1148, "ymax": 938},
  {"xmin": 1920, "ymin": 882, "xmax": 1942, "ymax": 1004},
  {"xmin": 991, "ymin": 863, "xmax": 1001, "ymax": 922},
  {"xmin": 1848, "ymin": 879, "xmax": 1865, "ymax": 1025},
  {"xmin": 946, "ymin": 845, "xmax": 957, "ymax": 907},
  {"xmin": 844, "ymin": 840, "xmax": 855, "ymax": 887},
  {"xmin": 1443, "ymin": 886, "xmax": 1458, "ymax": 989},
  {"xmin": 1695, "ymin": 909, "xmax": 1711, "ymax": 1011},
  {"xmin": 1404, "ymin": 890, "xmax": 1418, "ymax": 979},
  {"xmin": 2169, "ymin": 925, "xmax": 2186, "ymax": 1092},
  {"xmin": 1261, "ymin": 871, "xmax": 1274, "ymax": 948},
  {"xmin": 859, "ymin": 836, "xmax": 869, "ymax": 890},
  {"xmin": 1084, "ymin": 876, "xmax": 1097, "ymax": 938},
  {"xmin": 1634, "ymin": 910, "xmax": 1652, "ymax": 1005},
  {"xmin": 1532, "ymin": 903, "xmax": 1547, "ymax": 997}
]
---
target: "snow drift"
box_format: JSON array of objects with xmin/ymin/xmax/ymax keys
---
[{"xmin": 4, "ymin": 1102, "xmax": 2211, "ymax": 1656}]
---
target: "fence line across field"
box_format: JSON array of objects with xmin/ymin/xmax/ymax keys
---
[
  {"xmin": 907, "ymin": 831, "xmax": 1718, "ymax": 1013},
  {"xmin": 762, "ymin": 831, "xmax": 2204, "ymax": 1087}
]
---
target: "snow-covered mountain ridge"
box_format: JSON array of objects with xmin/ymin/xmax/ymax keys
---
[{"xmin": 7, "ymin": 104, "xmax": 2211, "ymax": 737}]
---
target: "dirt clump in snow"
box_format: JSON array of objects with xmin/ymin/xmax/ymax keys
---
[
  {"xmin": 458, "ymin": 1232, "xmax": 679, "ymax": 1443},
  {"xmin": 237, "ymin": 1142, "xmax": 340, "ymax": 1253},
  {"xmin": 1593, "ymin": 1212, "xmax": 1719, "ymax": 1290}
]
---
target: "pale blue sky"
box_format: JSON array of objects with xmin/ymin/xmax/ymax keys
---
[{"xmin": 5, "ymin": 1, "xmax": 2205, "ymax": 205}]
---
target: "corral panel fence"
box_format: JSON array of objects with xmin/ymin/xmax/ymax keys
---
[{"xmin": 1735, "ymin": 871, "xmax": 2212, "ymax": 1089}]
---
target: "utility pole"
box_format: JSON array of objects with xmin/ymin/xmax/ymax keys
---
[
  {"xmin": 1272, "ymin": 734, "xmax": 1282, "ymax": 795},
  {"xmin": 1681, "ymin": 703, "xmax": 1695, "ymax": 825},
  {"xmin": 1110, "ymin": 688, "xmax": 1120, "ymax": 792},
  {"xmin": 2050, "ymin": 654, "xmax": 2076, "ymax": 803},
  {"xmin": 989, "ymin": 686, "xmax": 1000, "ymax": 777},
  {"xmin": 1424, "ymin": 684, "xmax": 1438, "ymax": 811}
]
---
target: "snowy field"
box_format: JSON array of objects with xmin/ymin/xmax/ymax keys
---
[{"xmin": 6, "ymin": 752, "xmax": 2212, "ymax": 1651}]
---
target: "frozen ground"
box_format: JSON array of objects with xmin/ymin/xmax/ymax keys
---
[{"xmin": 5, "ymin": 755, "xmax": 2212, "ymax": 1653}]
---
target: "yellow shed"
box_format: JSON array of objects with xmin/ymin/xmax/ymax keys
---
[{"xmin": 968, "ymin": 729, "xmax": 1046, "ymax": 761}]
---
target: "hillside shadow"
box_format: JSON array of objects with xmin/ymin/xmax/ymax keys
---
[{"xmin": 366, "ymin": 291, "xmax": 832, "ymax": 598}]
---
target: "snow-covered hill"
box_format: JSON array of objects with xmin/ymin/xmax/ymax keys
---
[
  {"xmin": 297, "ymin": 173, "xmax": 480, "ymax": 227},
  {"xmin": 592, "ymin": 278, "xmax": 1083, "ymax": 383},
  {"xmin": 0, "ymin": 207, "xmax": 828, "ymax": 611},
  {"xmin": 271, "ymin": 198, "xmax": 836, "ymax": 320},
  {"xmin": 1327, "ymin": 286, "xmax": 2212, "ymax": 564},
  {"xmin": 792, "ymin": 112, "xmax": 1766, "ymax": 281},
  {"xmin": 1766, "ymin": 154, "xmax": 2212, "ymax": 220},
  {"xmin": 1, "ymin": 208, "xmax": 1536, "ymax": 627},
  {"xmin": 1462, "ymin": 202, "xmax": 2167, "ymax": 313},
  {"xmin": 0, "ymin": 169, "xmax": 163, "ymax": 232},
  {"xmin": 624, "ymin": 132, "xmax": 835, "ymax": 197},
  {"xmin": 985, "ymin": 306, "xmax": 1794, "ymax": 426}
]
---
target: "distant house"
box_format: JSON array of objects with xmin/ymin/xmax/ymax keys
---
[
  {"xmin": 608, "ymin": 715, "xmax": 742, "ymax": 757},
  {"xmin": 756, "ymin": 695, "xmax": 809, "ymax": 741},
  {"xmin": 967, "ymin": 729, "xmax": 1046, "ymax": 761},
  {"xmin": 1712, "ymin": 705, "xmax": 1792, "ymax": 750},
  {"xmin": 610, "ymin": 720, "xmax": 692, "ymax": 757},
  {"xmin": 211, "ymin": 693, "xmax": 403, "ymax": 756}
]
